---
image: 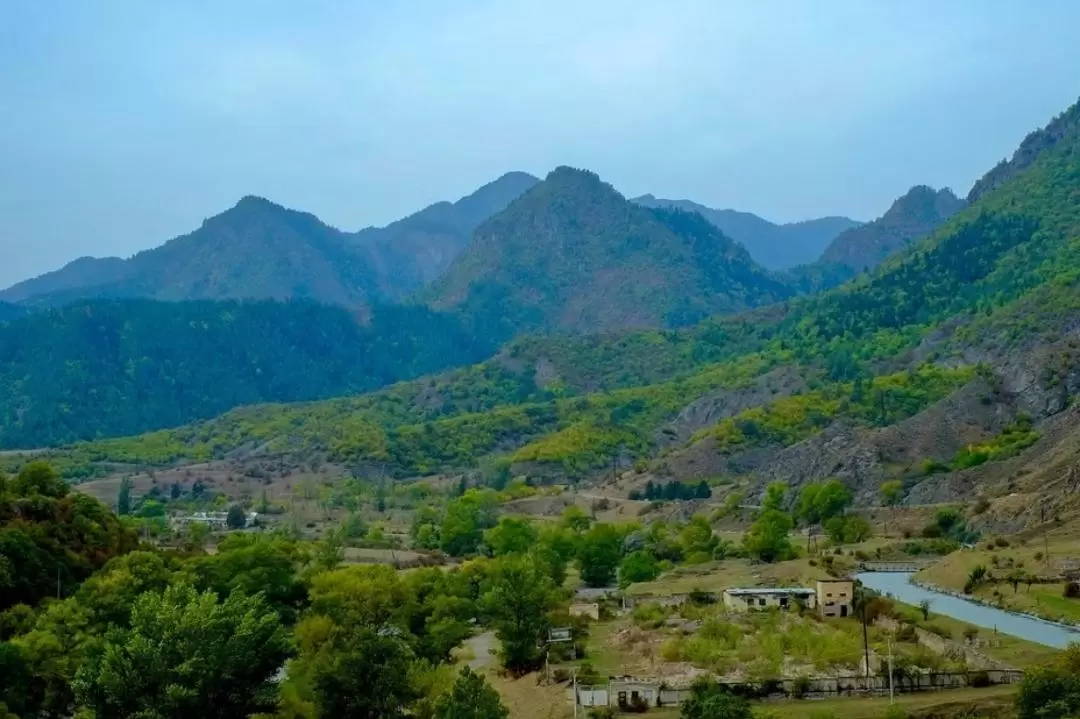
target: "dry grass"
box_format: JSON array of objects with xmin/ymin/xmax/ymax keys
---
[
  {"xmin": 485, "ymin": 672, "xmax": 572, "ymax": 719},
  {"xmin": 917, "ymin": 522, "xmax": 1080, "ymax": 624},
  {"xmin": 760, "ymin": 683, "xmax": 1019, "ymax": 718}
]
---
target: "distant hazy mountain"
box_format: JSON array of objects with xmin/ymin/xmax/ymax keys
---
[
  {"xmin": 356, "ymin": 171, "xmax": 539, "ymax": 299},
  {"xmin": 816, "ymin": 186, "xmax": 966, "ymax": 274},
  {"xmin": 428, "ymin": 167, "xmax": 793, "ymax": 334},
  {"xmin": 1, "ymin": 172, "xmax": 539, "ymax": 307},
  {"xmin": 0, "ymin": 256, "xmax": 133, "ymax": 304},
  {"xmin": 631, "ymin": 194, "xmax": 861, "ymax": 269}
]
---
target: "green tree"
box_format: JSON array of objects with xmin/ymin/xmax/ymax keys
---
[
  {"xmin": 680, "ymin": 678, "xmax": 752, "ymax": 719},
  {"xmin": 434, "ymin": 666, "xmax": 509, "ymax": 719},
  {"xmin": 679, "ymin": 516, "xmax": 718, "ymax": 562},
  {"xmin": 578, "ymin": 523, "xmax": 622, "ymax": 588},
  {"xmin": 226, "ymin": 504, "xmax": 247, "ymax": 529},
  {"xmin": 440, "ymin": 490, "xmax": 499, "ymax": 557},
  {"xmin": 796, "ymin": 480, "xmax": 852, "ymax": 525},
  {"xmin": 561, "ymin": 506, "xmax": 592, "ymax": 533},
  {"xmin": 619, "ymin": 550, "xmax": 660, "ymax": 586},
  {"xmin": 484, "ymin": 517, "xmax": 538, "ymax": 557},
  {"xmin": 1016, "ymin": 645, "xmax": 1080, "ymax": 719},
  {"xmin": 11, "ymin": 461, "xmax": 68, "ymax": 498},
  {"xmin": 310, "ymin": 627, "xmax": 420, "ymax": 719},
  {"xmin": 117, "ymin": 477, "xmax": 133, "ymax": 516},
  {"xmin": 482, "ymin": 555, "xmax": 556, "ymax": 674},
  {"xmin": 743, "ymin": 509, "xmax": 794, "ymax": 563},
  {"xmin": 761, "ymin": 482, "xmax": 787, "ymax": 512},
  {"xmin": 879, "ymin": 480, "xmax": 903, "ymax": 507},
  {"xmin": 183, "ymin": 534, "xmax": 307, "ymax": 622},
  {"xmin": 73, "ymin": 583, "xmax": 290, "ymax": 719},
  {"xmin": 824, "ymin": 515, "xmax": 873, "ymax": 544}
]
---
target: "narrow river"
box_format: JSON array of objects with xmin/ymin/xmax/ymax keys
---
[{"xmin": 856, "ymin": 571, "xmax": 1080, "ymax": 649}]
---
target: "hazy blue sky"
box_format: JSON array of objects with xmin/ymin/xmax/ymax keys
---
[{"xmin": 2, "ymin": 1, "xmax": 1079, "ymax": 288}]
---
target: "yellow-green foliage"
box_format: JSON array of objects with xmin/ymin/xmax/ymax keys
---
[
  {"xmin": 951, "ymin": 416, "xmax": 1040, "ymax": 469},
  {"xmin": 697, "ymin": 364, "xmax": 975, "ymax": 453}
]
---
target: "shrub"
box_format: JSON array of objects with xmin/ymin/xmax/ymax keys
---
[
  {"xmin": 994, "ymin": 536, "xmax": 1009, "ymax": 548},
  {"xmin": 791, "ymin": 675, "xmax": 813, "ymax": 699},
  {"xmin": 1064, "ymin": 582, "xmax": 1080, "ymax": 599},
  {"xmin": 970, "ymin": 670, "xmax": 992, "ymax": 688}
]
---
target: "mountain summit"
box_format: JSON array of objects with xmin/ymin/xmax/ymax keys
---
[
  {"xmin": 428, "ymin": 167, "xmax": 792, "ymax": 333},
  {"xmin": 816, "ymin": 185, "xmax": 966, "ymax": 274}
]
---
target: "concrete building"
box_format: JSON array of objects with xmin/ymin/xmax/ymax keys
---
[
  {"xmin": 722, "ymin": 587, "xmax": 817, "ymax": 612},
  {"xmin": 816, "ymin": 579, "xmax": 854, "ymax": 618}
]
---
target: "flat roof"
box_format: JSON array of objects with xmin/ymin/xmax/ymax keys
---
[{"xmin": 724, "ymin": 587, "xmax": 815, "ymax": 596}]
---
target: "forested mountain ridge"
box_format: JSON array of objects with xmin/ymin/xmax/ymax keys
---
[
  {"xmin": 0, "ymin": 256, "xmax": 132, "ymax": 304},
  {"xmin": 813, "ymin": 185, "xmax": 966, "ymax": 275},
  {"xmin": 632, "ymin": 194, "xmax": 861, "ymax": 269},
  {"xmin": 0, "ymin": 302, "xmax": 27, "ymax": 322},
  {"xmin": 0, "ymin": 298, "xmax": 501, "ymax": 448},
  {"xmin": 36, "ymin": 97, "xmax": 1080, "ymax": 534},
  {"xmin": 427, "ymin": 167, "xmax": 794, "ymax": 333},
  {"xmin": 354, "ymin": 171, "xmax": 539, "ymax": 298},
  {"xmin": 967, "ymin": 100, "xmax": 1080, "ymax": 203},
  {"xmin": 0, "ymin": 173, "xmax": 539, "ymax": 308}
]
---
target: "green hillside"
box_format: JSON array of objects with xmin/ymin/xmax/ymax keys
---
[
  {"xmin": 16, "ymin": 98, "xmax": 1080, "ymax": 489},
  {"xmin": 429, "ymin": 167, "xmax": 794, "ymax": 333},
  {"xmin": 0, "ymin": 298, "xmax": 501, "ymax": 449}
]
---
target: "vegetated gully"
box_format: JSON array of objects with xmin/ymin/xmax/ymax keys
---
[{"xmin": 856, "ymin": 571, "xmax": 1080, "ymax": 649}]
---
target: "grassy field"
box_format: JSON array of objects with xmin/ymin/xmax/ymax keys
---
[
  {"xmin": 916, "ymin": 524, "xmax": 1080, "ymax": 624},
  {"xmin": 626, "ymin": 554, "xmax": 858, "ymax": 597},
  {"xmin": 759, "ymin": 683, "xmax": 1018, "ymax": 718}
]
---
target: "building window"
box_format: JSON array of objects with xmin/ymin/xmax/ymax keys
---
[
  {"xmin": 759, "ymin": 598, "xmax": 767, "ymax": 607},
  {"xmin": 779, "ymin": 597, "xmax": 789, "ymax": 608}
]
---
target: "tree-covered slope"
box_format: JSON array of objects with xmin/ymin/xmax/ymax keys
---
[
  {"xmin": 0, "ymin": 302, "xmax": 27, "ymax": 322},
  {"xmin": 0, "ymin": 298, "xmax": 502, "ymax": 448},
  {"xmin": 813, "ymin": 185, "xmax": 966, "ymax": 276},
  {"xmin": 428, "ymin": 167, "xmax": 794, "ymax": 333},
  {"xmin": 356, "ymin": 171, "xmax": 539, "ymax": 298},
  {"xmin": 18, "ymin": 97, "xmax": 1080, "ymax": 504},
  {"xmin": 632, "ymin": 194, "xmax": 861, "ymax": 270}
]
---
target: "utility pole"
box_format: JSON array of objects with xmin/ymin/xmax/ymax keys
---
[
  {"xmin": 572, "ymin": 669, "xmax": 578, "ymax": 719},
  {"xmin": 887, "ymin": 634, "xmax": 894, "ymax": 703},
  {"xmin": 860, "ymin": 591, "xmax": 871, "ymax": 680},
  {"xmin": 1042, "ymin": 506, "xmax": 1051, "ymax": 568}
]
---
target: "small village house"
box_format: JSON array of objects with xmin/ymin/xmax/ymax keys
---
[
  {"xmin": 816, "ymin": 579, "xmax": 854, "ymax": 618},
  {"xmin": 722, "ymin": 587, "xmax": 817, "ymax": 612}
]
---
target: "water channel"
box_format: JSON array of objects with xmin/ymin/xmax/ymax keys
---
[{"xmin": 855, "ymin": 571, "xmax": 1080, "ymax": 649}]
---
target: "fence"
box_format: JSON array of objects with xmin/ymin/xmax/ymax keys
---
[{"xmin": 569, "ymin": 670, "xmax": 1024, "ymax": 707}]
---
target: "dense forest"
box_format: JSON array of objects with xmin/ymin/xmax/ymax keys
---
[{"xmin": 0, "ymin": 299, "xmax": 505, "ymax": 448}]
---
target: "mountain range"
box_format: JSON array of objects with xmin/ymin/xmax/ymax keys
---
[
  {"xmin": 631, "ymin": 195, "xmax": 861, "ymax": 269},
  {"xmin": 29, "ymin": 95, "xmax": 1080, "ymax": 536},
  {"xmin": 0, "ymin": 108, "xmax": 1007, "ymax": 451},
  {"xmin": 2, "ymin": 177, "xmax": 860, "ymax": 312},
  {"xmin": 0, "ymin": 172, "xmax": 541, "ymax": 309}
]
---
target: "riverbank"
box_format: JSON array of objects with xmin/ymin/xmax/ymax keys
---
[{"xmin": 857, "ymin": 572, "xmax": 1066, "ymax": 666}]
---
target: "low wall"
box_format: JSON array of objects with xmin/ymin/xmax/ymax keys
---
[
  {"xmin": 874, "ymin": 616, "xmax": 1015, "ymax": 670},
  {"xmin": 569, "ymin": 670, "xmax": 1024, "ymax": 706}
]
